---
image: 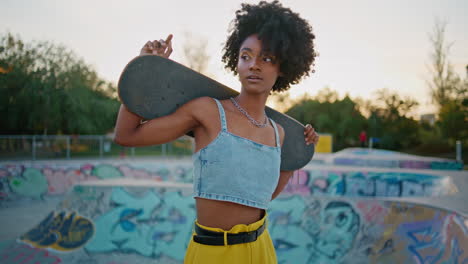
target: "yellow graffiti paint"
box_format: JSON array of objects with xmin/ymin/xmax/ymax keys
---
[
  {"xmin": 370, "ymin": 202, "xmax": 450, "ymax": 262},
  {"xmin": 21, "ymin": 211, "xmax": 95, "ymax": 252}
]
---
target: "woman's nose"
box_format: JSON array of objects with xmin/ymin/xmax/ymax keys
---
[{"xmin": 249, "ymin": 57, "xmax": 261, "ymax": 71}]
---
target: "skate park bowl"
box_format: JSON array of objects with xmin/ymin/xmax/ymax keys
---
[
  {"xmin": 0, "ymin": 159, "xmax": 467, "ymax": 263},
  {"xmin": 326, "ymin": 148, "xmax": 464, "ymax": 170}
]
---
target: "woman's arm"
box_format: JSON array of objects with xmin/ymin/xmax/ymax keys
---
[
  {"xmin": 114, "ymin": 99, "xmax": 202, "ymax": 147},
  {"xmin": 271, "ymin": 124, "xmax": 293, "ymax": 200},
  {"xmin": 114, "ymin": 34, "xmax": 201, "ymax": 147},
  {"xmin": 271, "ymin": 170, "xmax": 294, "ymax": 200},
  {"xmin": 271, "ymin": 123, "xmax": 319, "ymax": 200}
]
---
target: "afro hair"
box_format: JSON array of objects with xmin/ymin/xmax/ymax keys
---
[{"xmin": 222, "ymin": 1, "xmax": 317, "ymax": 92}]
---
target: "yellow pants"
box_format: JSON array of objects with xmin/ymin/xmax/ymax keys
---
[{"xmin": 184, "ymin": 213, "xmax": 277, "ymax": 264}]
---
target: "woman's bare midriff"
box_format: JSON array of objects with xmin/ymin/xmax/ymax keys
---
[{"xmin": 195, "ymin": 198, "xmax": 264, "ymax": 230}]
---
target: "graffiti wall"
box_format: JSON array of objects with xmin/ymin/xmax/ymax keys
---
[
  {"xmin": 0, "ymin": 161, "xmax": 193, "ymax": 203},
  {"xmin": 1, "ymin": 244, "xmax": 62, "ymax": 264},
  {"xmin": 333, "ymin": 157, "xmax": 463, "ymax": 170},
  {"xmin": 1, "ymin": 183, "xmax": 466, "ymax": 264},
  {"xmin": 284, "ymin": 169, "xmax": 457, "ymax": 197},
  {"xmin": 21, "ymin": 211, "xmax": 94, "ymax": 252},
  {"xmin": 330, "ymin": 148, "xmax": 463, "ymax": 170},
  {"xmin": 0, "ymin": 160, "xmax": 456, "ymax": 204}
]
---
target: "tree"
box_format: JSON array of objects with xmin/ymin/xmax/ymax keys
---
[
  {"xmin": 375, "ymin": 88, "xmax": 419, "ymax": 119},
  {"xmin": 426, "ymin": 20, "xmax": 461, "ymax": 108},
  {"xmin": 426, "ymin": 21, "xmax": 468, "ymax": 143},
  {"xmin": 0, "ymin": 33, "xmax": 119, "ymax": 135},
  {"xmin": 367, "ymin": 89, "xmax": 420, "ymax": 150},
  {"xmin": 266, "ymin": 91, "xmax": 293, "ymax": 113},
  {"xmin": 438, "ymin": 100, "xmax": 468, "ymax": 143},
  {"xmin": 285, "ymin": 88, "xmax": 367, "ymax": 150},
  {"xmin": 181, "ymin": 32, "xmax": 211, "ymax": 75}
]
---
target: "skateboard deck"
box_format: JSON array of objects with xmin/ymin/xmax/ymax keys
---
[{"xmin": 118, "ymin": 55, "xmax": 314, "ymax": 171}]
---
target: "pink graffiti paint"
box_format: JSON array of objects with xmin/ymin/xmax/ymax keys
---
[
  {"xmin": 81, "ymin": 164, "xmax": 93, "ymax": 170},
  {"xmin": 399, "ymin": 160, "xmax": 431, "ymax": 169},
  {"xmin": 80, "ymin": 164, "xmax": 94, "ymax": 175},
  {"xmin": 118, "ymin": 165, "xmax": 161, "ymax": 180},
  {"xmin": 43, "ymin": 168, "xmax": 98, "ymax": 195},
  {"xmin": 1, "ymin": 244, "xmax": 61, "ymax": 264},
  {"xmin": 0, "ymin": 169, "xmax": 8, "ymax": 178},
  {"xmin": 284, "ymin": 170, "xmax": 310, "ymax": 195},
  {"xmin": 356, "ymin": 201, "xmax": 389, "ymax": 224},
  {"xmin": 313, "ymin": 179, "xmax": 328, "ymax": 190}
]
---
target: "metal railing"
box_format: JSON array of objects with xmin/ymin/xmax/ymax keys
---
[{"xmin": 0, "ymin": 135, "xmax": 194, "ymax": 160}]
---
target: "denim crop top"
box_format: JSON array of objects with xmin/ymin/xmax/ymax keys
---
[{"xmin": 192, "ymin": 98, "xmax": 281, "ymax": 209}]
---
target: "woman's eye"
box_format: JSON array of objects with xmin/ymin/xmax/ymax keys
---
[
  {"xmin": 263, "ymin": 56, "xmax": 274, "ymax": 63},
  {"xmin": 241, "ymin": 55, "xmax": 250, "ymax": 60}
]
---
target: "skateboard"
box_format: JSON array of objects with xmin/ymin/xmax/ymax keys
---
[{"xmin": 118, "ymin": 55, "xmax": 314, "ymax": 171}]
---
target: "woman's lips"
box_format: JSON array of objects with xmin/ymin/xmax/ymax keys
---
[{"xmin": 247, "ymin": 75, "xmax": 262, "ymax": 82}]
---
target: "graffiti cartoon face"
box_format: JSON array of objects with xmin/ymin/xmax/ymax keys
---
[{"xmin": 313, "ymin": 201, "xmax": 360, "ymax": 260}]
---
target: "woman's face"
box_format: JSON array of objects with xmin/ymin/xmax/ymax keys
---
[{"xmin": 237, "ymin": 34, "xmax": 282, "ymax": 94}]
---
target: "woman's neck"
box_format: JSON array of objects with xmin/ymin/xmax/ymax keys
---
[{"xmin": 234, "ymin": 93, "xmax": 268, "ymax": 120}]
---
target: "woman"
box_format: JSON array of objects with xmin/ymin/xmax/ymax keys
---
[{"xmin": 114, "ymin": 1, "xmax": 318, "ymax": 263}]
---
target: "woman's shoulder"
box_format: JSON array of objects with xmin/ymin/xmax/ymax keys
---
[
  {"xmin": 185, "ymin": 96, "xmax": 216, "ymax": 108},
  {"xmin": 184, "ymin": 96, "xmax": 219, "ymax": 116},
  {"xmin": 189, "ymin": 96, "xmax": 213, "ymax": 103}
]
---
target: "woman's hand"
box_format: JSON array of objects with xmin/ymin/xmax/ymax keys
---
[
  {"xmin": 140, "ymin": 34, "xmax": 173, "ymax": 58},
  {"xmin": 304, "ymin": 124, "xmax": 319, "ymax": 145}
]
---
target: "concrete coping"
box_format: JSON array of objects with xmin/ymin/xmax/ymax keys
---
[{"xmin": 78, "ymin": 179, "xmax": 192, "ymax": 189}]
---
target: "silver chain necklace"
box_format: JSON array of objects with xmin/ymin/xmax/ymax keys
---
[{"xmin": 230, "ymin": 97, "xmax": 268, "ymax": 128}]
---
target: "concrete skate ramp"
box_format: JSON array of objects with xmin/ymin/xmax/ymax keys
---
[
  {"xmin": 0, "ymin": 160, "xmax": 460, "ymax": 203},
  {"xmin": 1, "ymin": 160, "xmax": 467, "ymax": 263},
  {"xmin": 330, "ymin": 148, "xmax": 463, "ymax": 170},
  {"xmin": 0, "ymin": 178, "xmax": 466, "ymax": 264}
]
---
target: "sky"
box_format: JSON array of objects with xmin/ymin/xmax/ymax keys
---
[{"xmin": 1, "ymin": 0, "xmax": 467, "ymax": 117}]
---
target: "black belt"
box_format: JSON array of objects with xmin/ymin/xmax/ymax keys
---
[{"xmin": 193, "ymin": 222, "xmax": 266, "ymax": 246}]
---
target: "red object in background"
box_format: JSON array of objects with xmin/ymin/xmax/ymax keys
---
[
  {"xmin": 359, "ymin": 131, "xmax": 367, "ymax": 147},
  {"xmin": 359, "ymin": 131, "xmax": 367, "ymax": 142}
]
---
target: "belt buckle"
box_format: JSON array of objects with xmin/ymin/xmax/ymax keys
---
[{"xmin": 248, "ymin": 230, "xmax": 258, "ymax": 241}]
